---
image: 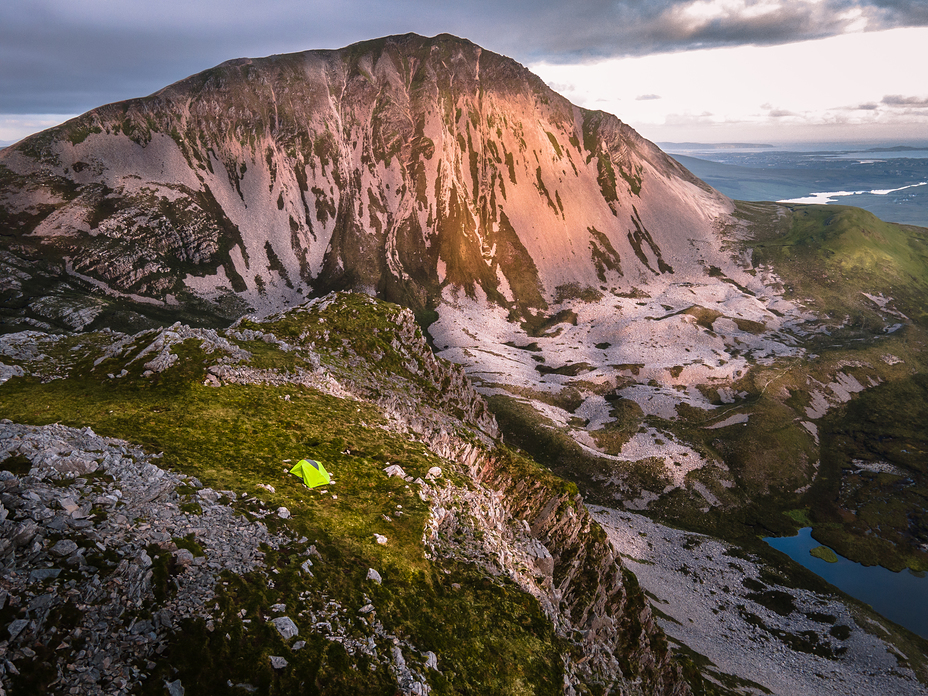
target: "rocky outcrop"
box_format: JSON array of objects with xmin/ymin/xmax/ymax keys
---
[
  {"xmin": 419, "ymin": 444, "xmax": 690, "ymax": 696},
  {"xmin": 475, "ymin": 452, "xmax": 688, "ymax": 695},
  {"xmin": 353, "ymin": 303, "xmax": 691, "ymax": 693},
  {"xmin": 0, "ymin": 421, "xmax": 283, "ymax": 695}
]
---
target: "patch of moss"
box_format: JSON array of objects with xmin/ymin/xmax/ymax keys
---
[
  {"xmin": 0, "ymin": 453, "xmax": 31, "ymax": 475},
  {"xmin": 535, "ymin": 362, "xmax": 592, "ymax": 377},
  {"xmin": 808, "ymin": 373, "xmax": 928, "ymax": 571},
  {"xmin": 553, "ymin": 283, "xmax": 603, "ymax": 303},
  {"xmin": 747, "ymin": 202, "xmax": 928, "ymax": 327},
  {"xmin": 784, "ymin": 509, "xmax": 813, "ymax": 527},
  {"xmin": 809, "ymin": 545, "xmax": 838, "ymax": 563},
  {"xmin": 66, "ymin": 122, "xmax": 103, "ymax": 145},
  {"xmin": 173, "ymin": 533, "xmax": 206, "ymax": 557},
  {"xmin": 520, "ymin": 309, "xmax": 578, "ymax": 337}
]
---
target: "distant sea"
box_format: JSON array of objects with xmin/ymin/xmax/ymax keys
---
[{"xmin": 661, "ymin": 142, "xmax": 928, "ymax": 228}]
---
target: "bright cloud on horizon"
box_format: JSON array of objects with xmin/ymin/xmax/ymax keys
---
[
  {"xmin": 534, "ymin": 26, "xmax": 928, "ymax": 144},
  {"xmin": 0, "ymin": 114, "xmax": 76, "ymax": 145}
]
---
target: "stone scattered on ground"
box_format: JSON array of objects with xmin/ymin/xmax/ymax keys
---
[
  {"xmin": 271, "ymin": 616, "xmax": 299, "ymax": 640},
  {"xmin": 592, "ymin": 506, "xmax": 928, "ymax": 696},
  {"xmin": 0, "ymin": 421, "xmax": 282, "ymax": 696}
]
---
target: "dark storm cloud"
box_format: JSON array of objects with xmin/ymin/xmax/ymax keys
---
[{"xmin": 2, "ymin": 0, "xmax": 928, "ymax": 115}]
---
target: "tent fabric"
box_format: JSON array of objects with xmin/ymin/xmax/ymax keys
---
[{"xmin": 289, "ymin": 459, "xmax": 331, "ymax": 488}]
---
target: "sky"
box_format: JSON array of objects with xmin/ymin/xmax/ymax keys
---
[{"xmin": 2, "ymin": 0, "xmax": 927, "ymax": 146}]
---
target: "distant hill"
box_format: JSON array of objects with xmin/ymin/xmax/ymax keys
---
[{"xmin": 658, "ymin": 142, "xmax": 774, "ymax": 151}]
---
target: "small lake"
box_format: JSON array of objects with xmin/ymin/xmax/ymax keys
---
[{"xmin": 764, "ymin": 528, "xmax": 928, "ymax": 639}]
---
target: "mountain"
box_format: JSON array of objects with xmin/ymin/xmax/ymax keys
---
[
  {"xmin": 3, "ymin": 33, "xmax": 928, "ymax": 694},
  {"xmin": 0, "ymin": 32, "xmax": 728, "ymax": 333}
]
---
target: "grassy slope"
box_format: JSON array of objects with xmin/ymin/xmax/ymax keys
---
[
  {"xmin": 748, "ymin": 203, "xmax": 928, "ymax": 327},
  {"xmin": 0, "ymin": 329, "xmax": 566, "ymax": 694}
]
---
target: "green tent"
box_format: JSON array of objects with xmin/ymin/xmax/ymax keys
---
[{"xmin": 289, "ymin": 459, "xmax": 331, "ymax": 488}]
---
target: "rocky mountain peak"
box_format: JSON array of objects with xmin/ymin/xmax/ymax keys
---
[{"xmin": 0, "ymin": 33, "xmax": 729, "ymax": 333}]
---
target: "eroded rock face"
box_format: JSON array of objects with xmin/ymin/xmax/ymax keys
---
[{"xmin": 0, "ymin": 33, "xmax": 729, "ymax": 331}]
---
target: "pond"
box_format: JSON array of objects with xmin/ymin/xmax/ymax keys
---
[{"xmin": 764, "ymin": 528, "xmax": 928, "ymax": 639}]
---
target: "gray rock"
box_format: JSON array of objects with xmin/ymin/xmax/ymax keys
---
[
  {"xmin": 366, "ymin": 568, "xmax": 382, "ymax": 584},
  {"xmin": 173, "ymin": 548, "xmax": 195, "ymax": 567},
  {"xmin": 0, "ymin": 363, "xmax": 25, "ymax": 385},
  {"xmin": 269, "ymin": 655, "xmax": 288, "ymax": 670},
  {"xmin": 130, "ymin": 619, "xmax": 154, "ymax": 635},
  {"xmin": 28, "ymin": 568, "xmax": 61, "ymax": 582},
  {"xmin": 383, "ymin": 464, "xmax": 407, "ymax": 478},
  {"xmin": 10, "ymin": 519, "xmax": 37, "ymax": 547},
  {"xmin": 165, "ymin": 678, "xmax": 185, "ymax": 696},
  {"xmin": 64, "ymin": 550, "xmax": 85, "ymax": 567},
  {"xmin": 49, "ymin": 538, "xmax": 78, "ymax": 557},
  {"xmin": 197, "ymin": 488, "xmax": 220, "ymax": 503},
  {"xmin": 276, "ymin": 507, "xmax": 290, "ymax": 519},
  {"xmin": 271, "ymin": 616, "xmax": 299, "ymax": 640},
  {"xmin": 28, "ymin": 593, "xmax": 55, "ymax": 613},
  {"xmin": 52, "ymin": 454, "xmax": 99, "ymax": 476},
  {"xmin": 7, "ymin": 618, "xmax": 29, "ymax": 640},
  {"xmin": 425, "ymin": 651, "xmax": 439, "ymax": 670},
  {"xmin": 154, "ymin": 610, "xmax": 174, "ymax": 629}
]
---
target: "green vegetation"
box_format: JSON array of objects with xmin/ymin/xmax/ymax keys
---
[
  {"xmin": 807, "ymin": 372, "xmax": 928, "ymax": 571},
  {"xmin": 66, "ymin": 122, "xmax": 103, "ymax": 145},
  {"xmin": 810, "ymin": 546, "xmax": 838, "ymax": 563},
  {"xmin": 544, "ymin": 131, "xmax": 562, "ymax": 159},
  {"xmin": 591, "ymin": 398, "xmax": 643, "ymax": 455},
  {"xmin": 748, "ymin": 203, "xmax": 928, "ymax": 327}
]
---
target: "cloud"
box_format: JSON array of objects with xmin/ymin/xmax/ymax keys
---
[
  {"xmin": 2, "ymin": 0, "xmax": 928, "ymax": 117},
  {"xmin": 768, "ymin": 108, "xmax": 797, "ymax": 117},
  {"xmin": 509, "ymin": 0, "xmax": 928, "ymax": 61},
  {"xmin": 855, "ymin": 102, "xmax": 880, "ymax": 110},
  {"xmin": 545, "ymin": 82, "xmax": 579, "ymax": 96},
  {"xmin": 882, "ymin": 94, "xmax": 928, "ymax": 107},
  {"xmin": 636, "ymin": 94, "xmax": 662, "ymax": 101}
]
